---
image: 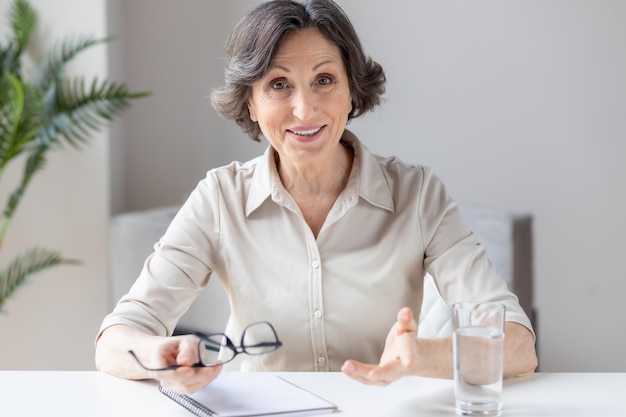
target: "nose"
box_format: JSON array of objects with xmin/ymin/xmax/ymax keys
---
[{"xmin": 291, "ymin": 88, "xmax": 316, "ymax": 122}]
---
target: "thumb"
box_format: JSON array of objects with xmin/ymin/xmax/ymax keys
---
[
  {"xmin": 397, "ymin": 307, "xmax": 417, "ymax": 334},
  {"xmin": 390, "ymin": 308, "xmax": 417, "ymax": 369},
  {"xmin": 176, "ymin": 336, "xmax": 201, "ymax": 366}
]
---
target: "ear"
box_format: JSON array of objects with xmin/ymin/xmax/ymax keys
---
[{"xmin": 247, "ymin": 101, "xmax": 258, "ymax": 122}]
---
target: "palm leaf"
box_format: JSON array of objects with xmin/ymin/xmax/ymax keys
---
[
  {"xmin": 37, "ymin": 77, "xmax": 150, "ymax": 148},
  {"xmin": 35, "ymin": 35, "xmax": 110, "ymax": 92},
  {"xmin": 10, "ymin": 0, "xmax": 37, "ymax": 56},
  {"xmin": 2, "ymin": 145, "xmax": 47, "ymax": 219},
  {"xmin": 0, "ymin": 0, "xmax": 36, "ymax": 75},
  {"xmin": 0, "ymin": 43, "xmax": 19, "ymax": 76},
  {"xmin": 0, "ymin": 73, "xmax": 42, "ymax": 168},
  {"xmin": 0, "ymin": 73, "xmax": 25, "ymax": 171},
  {"xmin": 0, "ymin": 246, "xmax": 79, "ymax": 312},
  {"xmin": 1, "ymin": 74, "xmax": 46, "ymax": 175}
]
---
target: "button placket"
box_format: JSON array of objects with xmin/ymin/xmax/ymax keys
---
[{"xmin": 306, "ymin": 236, "xmax": 328, "ymax": 372}]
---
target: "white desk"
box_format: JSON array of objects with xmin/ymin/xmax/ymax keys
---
[{"xmin": 0, "ymin": 371, "xmax": 624, "ymax": 416}]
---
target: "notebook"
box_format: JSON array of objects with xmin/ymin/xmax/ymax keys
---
[{"xmin": 159, "ymin": 373, "xmax": 337, "ymax": 417}]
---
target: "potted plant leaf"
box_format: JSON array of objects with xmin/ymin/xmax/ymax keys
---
[{"xmin": 0, "ymin": 0, "xmax": 150, "ymax": 311}]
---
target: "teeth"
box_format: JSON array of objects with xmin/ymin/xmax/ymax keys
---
[{"xmin": 292, "ymin": 127, "xmax": 321, "ymax": 136}]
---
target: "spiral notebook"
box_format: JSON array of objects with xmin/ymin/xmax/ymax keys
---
[{"xmin": 159, "ymin": 373, "xmax": 337, "ymax": 417}]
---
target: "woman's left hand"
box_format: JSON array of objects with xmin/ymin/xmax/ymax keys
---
[
  {"xmin": 342, "ymin": 307, "xmax": 538, "ymax": 386},
  {"xmin": 341, "ymin": 307, "xmax": 419, "ymax": 386}
]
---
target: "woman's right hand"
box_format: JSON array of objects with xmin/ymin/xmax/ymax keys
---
[
  {"xmin": 139, "ymin": 334, "xmax": 223, "ymax": 394},
  {"xmin": 96, "ymin": 325, "xmax": 222, "ymax": 394}
]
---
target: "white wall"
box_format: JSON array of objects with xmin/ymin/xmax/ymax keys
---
[
  {"xmin": 116, "ymin": 0, "xmax": 626, "ymax": 372},
  {"xmin": 114, "ymin": 0, "xmax": 264, "ymax": 212},
  {"xmin": 0, "ymin": 0, "xmax": 110, "ymax": 370}
]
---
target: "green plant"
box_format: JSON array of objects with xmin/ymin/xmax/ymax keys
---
[{"xmin": 0, "ymin": 0, "xmax": 150, "ymax": 311}]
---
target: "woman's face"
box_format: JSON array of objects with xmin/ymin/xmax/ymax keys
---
[{"xmin": 248, "ymin": 28, "xmax": 353, "ymax": 166}]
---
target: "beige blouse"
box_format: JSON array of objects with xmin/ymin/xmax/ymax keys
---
[{"xmin": 99, "ymin": 130, "xmax": 533, "ymax": 372}]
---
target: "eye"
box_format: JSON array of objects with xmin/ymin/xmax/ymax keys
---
[
  {"xmin": 317, "ymin": 75, "xmax": 334, "ymax": 86},
  {"xmin": 270, "ymin": 79, "xmax": 288, "ymax": 90}
]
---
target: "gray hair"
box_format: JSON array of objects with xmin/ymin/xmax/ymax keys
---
[{"xmin": 210, "ymin": 0, "xmax": 386, "ymax": 142}]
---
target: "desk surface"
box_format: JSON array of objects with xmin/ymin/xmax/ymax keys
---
[{"xmin": 0, "ymin": 371, "xmax": 624, "ymax": 417}]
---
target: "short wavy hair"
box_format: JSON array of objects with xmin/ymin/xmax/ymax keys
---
[{"xmin": 210, "ymin": 0, "xmax": 386, "ymax": 142}]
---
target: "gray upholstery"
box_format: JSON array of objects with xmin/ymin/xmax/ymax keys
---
[{"xmin": 109, "ymin": 205, "xmax": 533, "ymax": 338}]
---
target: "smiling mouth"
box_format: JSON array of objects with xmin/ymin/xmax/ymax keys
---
[{"xmin": 289, "ymin": 127, "xmax": 323, "ymax": 137}]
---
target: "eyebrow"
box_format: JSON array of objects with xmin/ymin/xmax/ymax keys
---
[{"xmin": 270, "ymin": 59, "xmax": 336, "ymax": 73}]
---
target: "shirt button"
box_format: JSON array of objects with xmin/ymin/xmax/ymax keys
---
[
  {"xmin": 317, "ymin": 356, "xmax": 326, "ymax": 365},
  {"xmin": 311, "ymin": 260, "xmax": 320, "ymax": 269},
  {"xmin": 314, "ymin": 310, "xmax": 322, "ymax": 319}
]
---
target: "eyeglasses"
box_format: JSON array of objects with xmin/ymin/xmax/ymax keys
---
[{"xmin": 128, "ymin": 321, "xmax": 282, "ymax": 371}]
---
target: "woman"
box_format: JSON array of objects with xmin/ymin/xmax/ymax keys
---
[{"xmin": 96, "ymin": 0, "xmax": 537, "ymax": 394}]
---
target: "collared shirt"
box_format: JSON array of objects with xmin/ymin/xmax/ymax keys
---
[{"xmin": 99, "ymin": 130, "xmax": 533, "ymax": 372}]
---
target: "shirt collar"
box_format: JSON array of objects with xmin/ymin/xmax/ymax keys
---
[
  {"xmin": 342, "ymin": 130, "xmax": 395, "ymax": 212},
  {"xmin": 245, "ymin": 146, "xmax": 276, "ymax": 216},
  {"xmin": 245, "ymin": 129, "xmax": 395, "ymax": 217}
]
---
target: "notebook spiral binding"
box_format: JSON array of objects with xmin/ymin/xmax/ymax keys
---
[{"xmin": 159, "ymin": 385, "xmax": 217, "ymax": 416}]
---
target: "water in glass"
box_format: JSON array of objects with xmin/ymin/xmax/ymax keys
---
[{"xmin": 454, "ymin": 325, "xmax": 504, "ymax": 416}]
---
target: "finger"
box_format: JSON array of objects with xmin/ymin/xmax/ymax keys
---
[
  {"xmin": 160, "ymin": 364, "xmax": 223, "ymax": 394},
  {"xmin": 397, "ymin": 307, "xmax": 418, "ymax": 334},
  {"xmin": 341, "ymin": 359, "xmax": 376, "ymax": 379},
  {"xmin": 176, "ymin": 336, "xmax": 202, "ymax": 366},
  {"xmin": 341, "ymin": 360, "xmax": 393, "ymax": 386},
  {"xmin": 349, "ymin": 375, "xmax": 390, "ymax": 387},
  {"xmin": 373, "ymin": 357, "xmax": 410, "ymax": 382},
  {"xmin": 185, "ymin": 365, "xmax": 223, "ymax": 392},
  {"xmin": 180, "ymin": 363, "xmax": 223, "ymax": 386},
  {"xmin": 342, "ymin": 367, "xmax": 391, "ymax": 386}
]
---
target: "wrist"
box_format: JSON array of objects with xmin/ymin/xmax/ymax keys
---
[{"xmin": 413, "ymin": 337, "xmax": 454, "ymax": 379}]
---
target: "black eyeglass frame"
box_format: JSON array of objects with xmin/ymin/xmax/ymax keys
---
[{"xmin": 128, "ymin": 321, "xmax": 282, "ymax": 372}]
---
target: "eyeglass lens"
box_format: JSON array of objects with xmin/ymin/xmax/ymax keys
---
[{"xmin": 197, "ymin": 322, "xmax": 280, "ymax": 366}]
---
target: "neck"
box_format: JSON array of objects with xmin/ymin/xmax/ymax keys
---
[{"xmin": 276, "ymin": 142, "xmax": 353, "ymax": 196}]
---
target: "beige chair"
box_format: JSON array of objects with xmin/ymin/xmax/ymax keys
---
[{"xmin": 109, "ymin": 205, "xmax": 534, "ymax": 339}]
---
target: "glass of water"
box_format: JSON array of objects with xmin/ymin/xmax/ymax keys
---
[{"xmin": 453, "ymin": 302, "xmax": 506, "ymax": 416}]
